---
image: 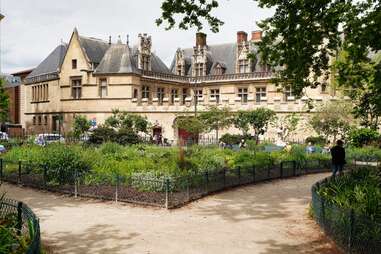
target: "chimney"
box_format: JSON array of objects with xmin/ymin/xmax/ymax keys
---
[
  {"xmin": 237, "ymin": 31, "xmax": 248, "ymax": 44},
  {"xmin": 251, "ymin": 30, "xmax": 262, "ymax": 42},
  {"xmin": 196, "ymin": 32, "xmax": 207, "ymax": 47}
]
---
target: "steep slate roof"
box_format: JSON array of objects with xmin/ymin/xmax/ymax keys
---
[
  {"xmin": 94, "ymin": 44, "xmax": 170, "ymax": 74},
  {"xmin": 78, "ymin": 36, "xmax": 110, "ymax": 64},
  {"xmin": 170, "ymin": 42, "xmax": 264, "ymax": 76},
  {"xmin": 26, "ymin": 44, "xmax": 67, "ymax": 79}
]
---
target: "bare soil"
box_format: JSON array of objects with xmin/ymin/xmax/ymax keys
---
[{"xmin": 1, "ymin": 173, "xmax": 342, "ymax": 254}]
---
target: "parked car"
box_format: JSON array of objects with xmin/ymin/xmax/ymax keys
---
[
  {"xmin": 0, "ymin": 132, "xmax": 9, "ymax": 141},
  {"xmin": 35, "ymin": 134, "xmax": 65, "ymax": 146}
]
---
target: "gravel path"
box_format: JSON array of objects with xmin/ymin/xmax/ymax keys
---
[{"xmin": 1, "ymin": 173, "xmax": 342, "ymax": 254}]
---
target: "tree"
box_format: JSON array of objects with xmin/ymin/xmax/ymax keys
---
[
  {"xmin": 273, "ymin": 113, "xmax": 300, "ymax": 142},
  {"xmin": 105, "ymin": 109, "xmax": 150, "ymax": 134},
  {"xmin": 157, "ymin": 0, "xmax": 381, "ymax": 96},
  {"xmin": 174, "ymin": 115, "xmax": 205, "ymax": 136},
  {"xmin": 72, "ymin": 115, "xmax": 91, "ymax": 138},
  {"xmin": 234, "ymin": 108, "xmax": 276, "ymax": 144},
  {"xmin": 0, "ymin": 78, "xmax": 9, "ymax": 124},
  {"xmin": 335, "ymin": 51, "xmax": 381, "ymax": 129},
  {"xmin": 198, "ymin": 106, "xmax": 233, "ymax": 140},
  {"xmin": 309, "ymin": 101, "xmax": 354, "ymax": 142}
]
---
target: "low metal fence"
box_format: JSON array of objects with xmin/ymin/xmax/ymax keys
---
[
  {"xmin": 0, "ymin": 198, "xmax": 41, "ymax": 254},
  {"xmin": 311, "ymin": 175, "xmax": 381, "ymax": 254},
  {"xmin": 1, "ymin": 158, "xmax": 331, "ymax": 209}
]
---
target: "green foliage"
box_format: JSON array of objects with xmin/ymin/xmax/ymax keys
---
[
  {"xmin": 348, "ymin": 128, "xmax": 380, "ymax": 148},
  {"xmin": 88, "ymin": 126, "xmax": 117, "ymax": 145},
  {"xmin": 219, "ymin": 134, "xmax": 243, "ymax": 146},
  {"xmin": 72, "ymin": 115, "xmax": 91, "ymax": 138},
  {"xmin": 105, "ymin": 109, "xmax": 150, "ymax": 133},
  {"xmin": 175, "ymin": 116, "xmax": 205, "ymax": 135},
  {"xmin": 198, "ymin": 106, "xmax": 233, "ymax": 140},
  {"xmin": 235, "ymin": 108, "xmax": 276, "ymax": 143},
  {"xmin": 309, "ymin": 101, "xmax": 354, "ymax": 141},
  {"xmin": 317, "ymin": 168, "xmax": 381, "ymax": 222},
  {"xmin": 156, "ymin": 0, "xmax": 223, "ymax": 33},
  {"xmin": 347, "ymin": 146, "xmax": 381, "ymax": 162},
  {"xmin": 305, "ymin": 136, "xmax": 327, "ymax": 146},
  {"xmin": 0, "ymin": 78, "xmax": 9, "ymax": 124},
  {"xmin": 157, "ymin": 0, "xmax": 381, "ymax": 99},
  {"xmin": 274, "ymin": 113, "xmax": 300, "ymax": 142}
]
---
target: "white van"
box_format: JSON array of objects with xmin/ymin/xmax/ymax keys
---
[{"xmin": 35, "ymin": 134, "xmax": 65, "ymax": 146}]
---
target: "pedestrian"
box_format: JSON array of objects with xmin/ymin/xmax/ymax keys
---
[
  {"xmin": 330, "ymin": 140, "xmax": 346, "ymax": 177},
  {"xmin": 306, "ymin": 142, "xmax": 316, "ymax": 154}
]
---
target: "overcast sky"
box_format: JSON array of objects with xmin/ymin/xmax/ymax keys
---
[{"xmin": 0, "ymin": 0, "xmax": 273, "ymax": 74}]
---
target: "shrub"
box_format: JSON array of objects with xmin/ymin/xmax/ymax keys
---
[
  {"xmin": 116, "ymin": 128, "xmax": 141, "ymax": 145},
  {"xmin": 41, "ymin": 144, "xmax": 91, "ymax": 185},
  {"xmin": 305, "ymin": 136, "xmax": 327, "ymax": 146},
  {"xmin": 88, "ymin": 126, "xmax": 117, "ymax": 145},
  {"xmin": 348, "ymin": 128, "xmax": 380, "ymax": 147},
  {"xmin": 219, "ymin": 134, "xmax": 243, "ymax": 145},
  {"xmin": 347, "ymin": 146, "xmax": 381, "ymax": 162}
]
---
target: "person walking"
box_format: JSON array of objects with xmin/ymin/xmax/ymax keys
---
[{"xmin": 330, "ymin": 140, "xmax": 346, "ymax": 176}]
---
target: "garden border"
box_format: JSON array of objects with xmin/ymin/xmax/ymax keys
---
[
  {"xmin": 0, "ymin": 198, "xmax": 41, "ymax": 254},
  {"xmin": 311, "ymin": 170, "xmax": 381, "ymax": 254},
  {"xmin": 1, "ymin": 158, "xmax": 331, "ymax": 209}
]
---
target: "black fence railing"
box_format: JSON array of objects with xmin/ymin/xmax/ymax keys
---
[
  {"xmin": 0, "ymin": 158, "xmax": 331, "ymax": 209},
  {"xmin": 311, "ymin": 175, "xmax": 381, "ymax": 254},
  {"xmin": 0, "ymin": 198, "xmax": 41, "ymax": 254}
]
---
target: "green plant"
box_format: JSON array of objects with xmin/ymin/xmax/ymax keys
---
[
  {"xmin": 348, "ymin": 128, "xmax": 381, "ymax": 147},
  {"xmin": 219, "ymin": 134, "xmax": 242, "ymax": 146},
  {"xmin": 88, "ymin": 126, "xmax": 117, "ymax": 145},
  {"xmin": 305, "ymin": 136, "xmax": 327, "ymax": 146},
  {"xmin": 72, "ymin": 115, "xmax": 91, "ymax": 138}
]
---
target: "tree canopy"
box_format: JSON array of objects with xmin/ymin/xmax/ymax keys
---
[
  {"xmin": 157, "ymin": 0, "xmax": 381, "ymax": 96},
  {"xmin": 0, "ymin": 78, "xmax": 9, "ymax": 124}
]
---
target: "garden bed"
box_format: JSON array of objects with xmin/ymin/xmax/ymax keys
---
[{"xmin": 311, "ymin": 168, "xmax": 381, "ymax": 254}]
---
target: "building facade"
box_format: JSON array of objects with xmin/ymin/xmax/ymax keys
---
[{"xmin": 23, "ymin": 29, "xmax": 343, "ymax": 143}]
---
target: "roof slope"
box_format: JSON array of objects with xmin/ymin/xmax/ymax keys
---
[
  {"xmin": 79, "ymin": 36, "xmax": 110, "ymax": 64},
  {"xmin": 170, "ymin": 42, "xmax": 265, "ymax": 76},
  {"xmin": 27, "ymin": 44, "xmax": 67, "ymax": 79},
  {"xmin": 95, "ymin": 44, "xmax": 170, "ymax": 74}
]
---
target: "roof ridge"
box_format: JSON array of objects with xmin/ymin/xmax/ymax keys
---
[{"xmin": 79, "ymin": 35, "xmax": 108, "ymax": 44}]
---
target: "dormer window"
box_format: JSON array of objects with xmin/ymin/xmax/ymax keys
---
[
  {"xmin": 195, "ymin": 63, "xmax": 204, "ymax": 76},
  {"xmin": 142, "ymin": 55, "xmax": 150, "ymax": 71},
  {"xmin": 138, "ymin": 34, "xmax": 152, "ymax": 71},
  {"xmin": 239, "ymin": 59, "xmax": 250, "ymax": 73}
]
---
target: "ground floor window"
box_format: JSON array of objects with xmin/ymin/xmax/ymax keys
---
[
  {"xmin": 238, "ymin": 88, "xmax": 248, "ymax": 103},
  {"xmin": 256, "ymin": 87, "xmax": 266, "ymax": 103},
  {"xmin": 210, "ymin": 89, "xmax": 220, "ymax": 103}
]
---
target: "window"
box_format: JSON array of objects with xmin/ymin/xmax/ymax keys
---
[
  {"xmin": 142, "ymin": 86, "xmax": 150, "ymax": 99},
  {"xmin": 133, "ymin": 89, "xmax": 138, "ymax": 99},
  {"xmin": 284, "ymin": 87, "xmax": 293, "ymax": 101},
  {"xmin": 177, "ymin": 65, "xmax": 182, "ymax": 76},
  {"xmin": 195, "ymin": 89, "xmax": 203, "ymax": 99},
  {"xmin": 141, "ymin": 56, "xmax": 150, "ymax": 70},
  {"xmin": 99, "ymin": 79, "xmax": 107, "ymax": 98},
  {"xmin": 171, "ymin": 89, "xmax": 178, "ymax": 104},
  {"xmin": 72, "ymin": 79, "xmax": 82, "ymax": 99},
  {"xmin": 210, "ymin": 89, "xmax": 220, "ymax": 103},
  {"xmin": 239, "ymin": 59, "xmax": 250, "ymax": 73},
  {"xmin": 195, "ymin": 63, "xmax": 204, "ymax": 76},
  {"xmin": 44, "ymin": 116, "xmax": 48, "ymax": 126},
  {"xmin": 182, "ymin": 88, "xmax": 188, "ymax": 105},
  {"xmin": 33, "ymin": 116, "xmax": 36, "ymax": 125},
  {"xmin": 255, "ymin": 87, "xmax": 266, "ymax": 103},
  {"xmin": 238, "ymin": 88, "xmax": 248, "ymax": 103},
  {"xmin": 157, "ymin": 87, "xmax": 165, "ymax": 105},
  {"xmin": 321, "ymin": 84, "xmax": 327, "ymax": 93},
  {"xmin": 72, "ymin": 59, "xmax": 77, "ymax": 69},
  {"xmin": 38, "ymin": 116, "xmax": 42, "ymax": 125},
  {"xmin": 32, "ymin": 84, "xmax": 49, "ymax": 102}
]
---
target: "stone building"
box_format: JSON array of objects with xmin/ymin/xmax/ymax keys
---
[{"xmin": 22, "ymin": 28, "xmax": 342, "ymax": 143}]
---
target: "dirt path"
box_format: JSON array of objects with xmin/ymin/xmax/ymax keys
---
[{"xmin": 1, "ymin": 173, "xmax": 341, "ymax": 254}]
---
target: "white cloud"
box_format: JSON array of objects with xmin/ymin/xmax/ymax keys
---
[{"xmin": 0, "ymin": 0, "xmax": 273, "ymax": 74}]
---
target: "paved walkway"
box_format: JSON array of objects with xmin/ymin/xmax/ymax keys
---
[{"xmin": 1, "ymin": 173, "xmax": 341, "ymax": 254}]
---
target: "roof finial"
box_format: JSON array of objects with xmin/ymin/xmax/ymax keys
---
[
  {"xmin": 117, "ymin": 35, "xmax": 122, "ymax": 44},
  {"xmin": 126, "ymin": 34, "xmax": 129, "ymax": 46},
  {"xmin": 109, "ymin": 36, "xmax": 112, "ymax": 45}
]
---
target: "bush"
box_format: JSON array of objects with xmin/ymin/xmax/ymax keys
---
[
  {"xmin": 88, "ymin": 126, "xmax": 117, "ymax": 145},
  {"xmin": 116, "ymin": 128, "xmax": 141, "ymax": 145},
  {"xmin": 347, "ymin": 146, "xmax": 381, "ymax": 162},
  {"xmin": 41, "ymin": 144, "xmax": 91, "ymax": 185},
  {"xmin": 348, "ymin": 128, "xmax": 380, "ymax": 147},
  {"xmin": 219, "ymin": 134, "xmax": 243, "ymax": 145},
  {"xmin": 305, "ymin": 136, "xmax": 327, "ymax": 146}
]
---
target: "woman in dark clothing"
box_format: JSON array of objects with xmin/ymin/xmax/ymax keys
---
[{"xmin": 330, "ymin": 140, "xmax": 346, "ymax": 176}]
